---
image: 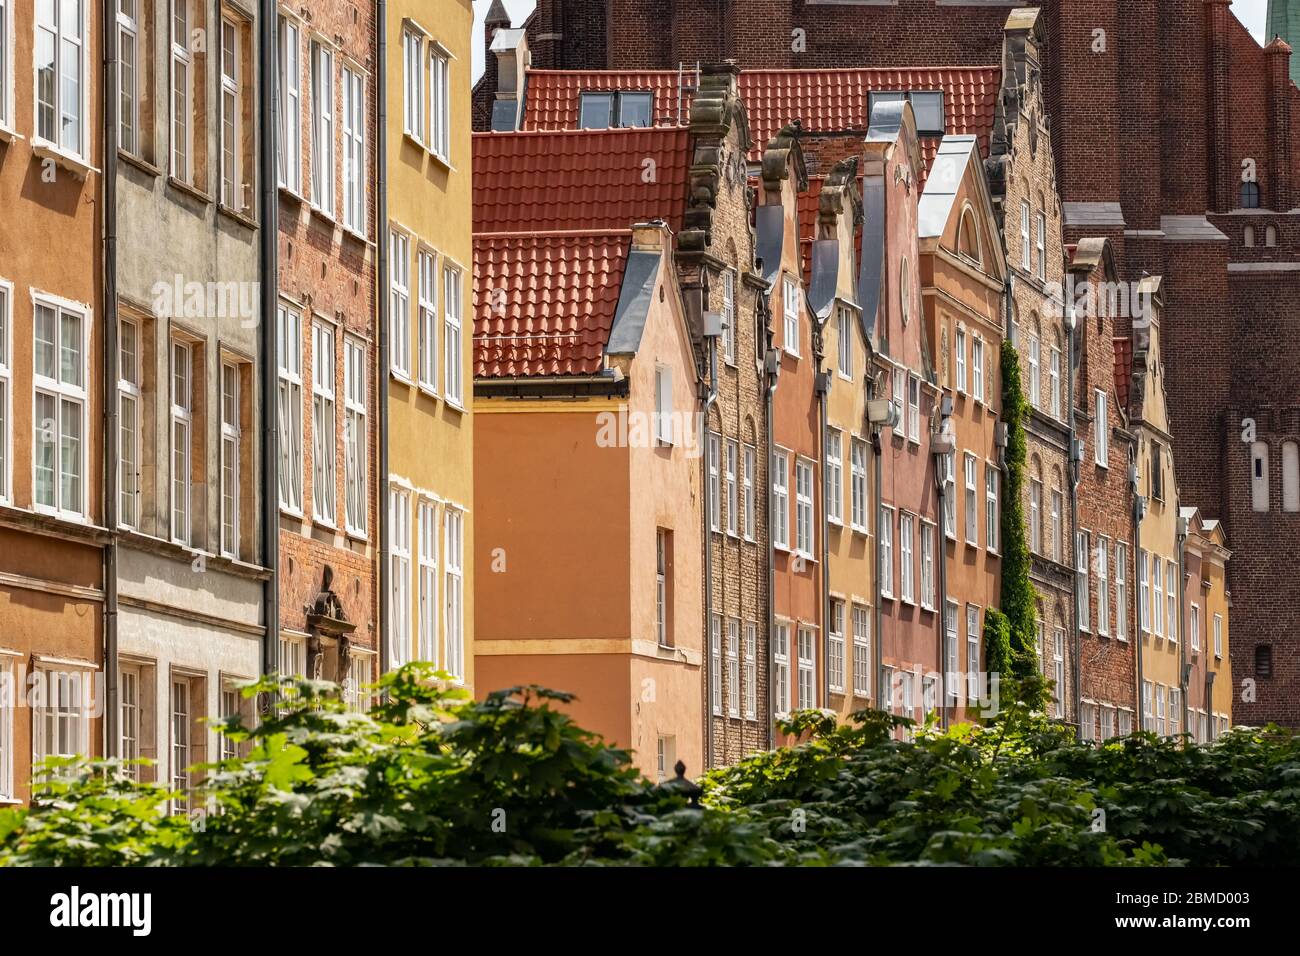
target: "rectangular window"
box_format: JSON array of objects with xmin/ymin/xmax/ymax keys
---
[
  {"xmin": 1094, "ymin": 390, "xmax": 1108, "ymax": 466},
  {"xmin": 964, "ymin": 453, "xmax": 978, "ymax": 545},
  {"xmin": 1152, "ymin": 551, "xmax": 1164, "ymax": 638},
  {"xmin": 1096, "ymin": 537, "xmax": 1110, "ymax": 635},
  {"xmin": 417, "ymin": 499, "xmax": 438, "ymax": 664},
  {"xmin": 1053, "ymin": 628, "xmax": 1065, "ymax": 718},
  {"xmin": 1035, "ymin": 212, "xmax": 1046, "ymax": 281},
  {"xmin": 723, "ymin": 271, "xmax": 736, "ymax": 364},
  {"xmin": 444, "ymin": 508, "xmax": 464, "ymax": 679},
  {"xmin": 985, "ymin": 464, "xmax": 999, "ymax": 553},
  {"xmin": 1166, "ymin": 561, "xmax": 1178, "ymax": 642},
  {"xmin": 403, "ymin": 30, "xmax": 425, "ymax": 142},
  {"xmin": 744, "ymin": 623, "xmax": 757, "ymax": 719},
  {"xmin": 727, "ymin": 618, "xmax": 740, "ymax": 717},
  {"xmin": 906, "ymin": 374, "xmax": 920, "ymax": 442},
  {"xmin": 312, "ymin": 323, "xmax": 337, "ymax": 525},
  {"xmin": 972, "ymin": 337, "xmax": 985, "ymax": 401},
  {"xmin": 899, "ymin": 512, "xmax": 915, "ymax": 604},
  {"xmin": 826, "ymin": 429, "xmax": 843, "ymax": 526},
  {"xmin": 33, "ymin": 669, "xmax": 89, "ymax": 767},
  {"xmin": 389, "ymin": 230, "xmax": 411, "ymax": 378},
  {"xmin": 32, "ymin": 299, "xmax": 87, "ymax": 518},
  {"xmin": 277, "ymin": 16, "xmax": 302, "ymax": 192},
  {"xmin": 444, "ymin": 264, "xmax": 463, "ymax": 405},
  {"xmin": 880, "ymin": 506, "xmax": 894, "ymax": 597},
  {"xmin": 852, "ymin": 605, "xmax": 870, "ymax": 697},
  {"xmin": 955, "ymin": 327, "xmax": 967, "ymax": 393},
  {"xmin": 118, "ymin": 0, "xmax": 139, "ymax": 155},
  {"xmin": 35, "ymin": 0, "xmax": 86, "ymax": 155},
  {"xmin": 920, "ymin": 522, "xmax": 935, "ymax": 610},
  {"xmin": 1214, "ymin": 613, "xmax": 1223, "ymax": 658},
  {"xmin": 1028, "ymin": 333, "xmax": 1040, "ymax": 408},
  {"xmin": 1151, "ymin": 441, "xmax": 1165, "ymax": 501},
  {"xmin": 278, "ymin": 636, "xmax": 304, "ymax": 677},
  {"xmin": 220, "ymin": 361, "xmax": 240, "ymax": 558},
  {"xmin": 417, "ymin": 250, "xmax": 438, "ymax": 391},
  {"xmin": 850, "ymin": 437, "xmax": 868, "ymax": 531},
  {"xmin": 942, "ymin": 452, "xmax": 955, "ymax": 538},
  {"xmin": 773, "ymin": 451, "xmax": 789, "ymax": 550},
  {"xmin": 708, "ymin": 432, "xmax": 720, "ymax": 533},
  {"xmin": 655, "ymin": 529, "xmax": 671, "ymax": 646},
  {"xmin": 169, "ymin": 0, "xmax": 192, "ymax": 179},
  {"xmin": 1139, "ymin": 548, "xmax": 1150, "ymax": 633},
  {"xmin": 170, "ymin": 677, "xmax": 203, "ymax": 815},
  {"xmin": 344, "ymin": 658, "xmax": 371, "ymax": 715},
  {"xmin": 879, "ymin": 666, "xmax": 896, "ymax": 714},
  {"xmin": 1020, "ymin": 202, "xmax": 1031, "ymax": 271},
  {"xmin": 1050, "ymin": 345, "xmax": 1061, "ymax": 418},
  {"xmin": 892, "ymin": 368, "xmax": 905, "ymax": 426},
  {"xmin": 342, "ymin": 65, "xmax": 366, "ymax": 232},
  {"xmin": 742, "ymin": 445, "xmax": 756, "ymax": 540},
  {"xmin": 1101, "ymin": 705, "xmax": 1115, "ymax": 741},
  {"xmin": 837, "ymin": 305, "xmax": 852, "ymax": 378},
  {"xmin": 795, "ymin": 458, "xmax": 814, "ymax": 557},
  {"xmin": 169, "ymin": 340, "xmax": 193, "ymax": 545},
  {"xmin": 117, "ymin": 315, "xmax": 140, "ymax": 527},
  {"xmin": 1168, "ymin": 688, "xmax": 1180, "ymax": 737},
  {"xmin": 1155, "ymin": 684, "xmax": 1166, "ymax": 736},
  {"xmin": 773, "ymin": 624, "xmax": 790, "ymax": 716},
  {"xmin": 310, "ymin": 40, "xmax": 335, "ymax": 215},
  {"xmin": 1080, "ymin": 702, "xmax": 1094, "ymax": 742},
  {"xmin": 343, "ymin": 337, "xmax": 367, "ymax": 536},
  {"xmin": 430, "ymin": 46, "xmax": 449, "ymax": 160},
  {"xmin": 1029, "ymin": 479, "xmax": 1042, "ymax": 553},
  {"xmin": 783, "ymin": 276, "xmax": 799, "ymax": 356},
  {"xmin": 219, "ymin": 17, "xmax": 242, "ymax": 208},
  {"xmin": 797, "ymin": 626, "xmax": 815, "ymax": 709},
  {"xmin": 1190, "ymin": 603, "xmax": 1200, "ymax": 652},
  {"xmin": 388, "ymin": 488, "xmax": 410, "ymax": 667},
  {"xmin": 0, "ymin": 658, "xmax": 13, "ymax": 799},
  {"xmin": 942, "ymin": 604, "xmax": 957, "ymax": 701},
  {"xmin": 1119, "ymin": 710, "xmax": 1132, "ymax": 736},
  {"xmin": 654, "ymin": 365, "xmax": 672, "ymax": 444},
  {"xmin": 967, "ymin": 607, "xmax": 981, "ymax": 703},
  {"xmin": 1116, "ymin": 543, "xmax": 1128, "ymax": 640},
  {"xmin": 828, "ymin": 601, "xmax": 845, "ymax": 694},
  {"xmin": 1050, "ymin": 489, "xmax": 1062, "ymax": 561},
  {"xmin": 1076, "ymin": 531, "xmax": 1090, "ymax": 631},
  {"xmin": 725, "ymin": 439, "xmax": 739, "ymax": 536},
  {"xmin": 118, "ymin": 664, "xmax": 145, "ymax": 780}
]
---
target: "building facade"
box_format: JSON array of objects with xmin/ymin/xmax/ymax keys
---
[
  {"xmin": 1182, "ymin": 507, "xmax": 1233, "ymax": 739},
  {"xmin": 383, "ymin": 0, "xmax": 475, "ymax": 689}
]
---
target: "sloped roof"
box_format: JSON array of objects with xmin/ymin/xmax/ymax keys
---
[
  {"xmin": 1113, "ymin": 336, "xmax": 1133, "ymax": 411},
  {"xmin": 917, "ymin": 135, "xmax": 980, "ymax": 239},
  {"xmin": 473, "ymin": 231, "xmax": 632, "ymax": 379},
  {"xmin": 521, "ymin": 70, "xmax": 691, "ymax": 131},
  {"xmin": 472, "ymin": 127, "xmax": 691, "ymax": 235}
]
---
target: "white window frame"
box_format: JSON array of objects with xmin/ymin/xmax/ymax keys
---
[
  {"xmin": 966, "ymin": 606, "xmax": 981, "ymax": 703},
  {"xmin": 709, "ymin": 615, "xmax": 721, "ymax": 715},
  {"xmin": 1214, "ymin": 613, "xmax": 1223, "ymax": 658},
  {"xmin": 852, "ymin": 605, "xmax": 870, "ymax": 697},
  {"xmin": 1167, "ymin": 561, "xmax": 1178, "ymax": 644},
  {"xmin": 0, "ymin": 654, "xmax": 13, "ymax": 800},
  {"xmin": 169, "ymin": 0, "xmax": 193, "ymax": 181},
  {"xmin": 32, "ymin": 295, "xmax": 89, "ymax": 520},
  {"xmin": 277, "ymin": 15, "xmax": 302, "ymax": 193},
  {"xmin": 1096, "ymin": 536, "xmax": 1110, "ymax": 636},
  {"xmin": 920, "ymin": 521, "xmax": 935, "ymax": 610},
  {"xmin": 773, "ymin": 623, "xmax": 790, "ymax": 717},
  {"xmin": 955, "ymin": 326, "xmax": 967, "ymax": 393},
  {"xmin": 169, "ymin": 339, "xmax": 193, "ymax": 545},
  {"xmin": 985, "ymin": 462, "xmax": 999, "ymax": 553},
  {"xmin": 388, "ymin": 487, "xmax": 411, "ymax": 668},
  {"xmin": 389, "ymin": 229, "xmax": 412, "ymax": 379},
  {"xmin": 828, "ymin": 602, "xmax": 845, "ymax": 695},
  {"xmin": 708, "ymin": 432, "xmax": 720, "ymax": 533},
  {"xmin": 1029, "ymin": 479, "xmax": 1042, "ymax": 553},
  {"xmin": 277, "ymin": 304, "xmax": 304, "ymax": 514},
  {"xmin": 1035, "ymin": 211, "xmax": 1046, "ymax": 281},
  {"xmin": 1020, "ymin": 201, "xmax": 1031, "ymax": 272},
  {"xmin": 744, "ymin": 623, "xmax": 757, "ymax": 719},
  {"xmin": 310, "ymin": 38, "xmax": 336, "ymax": 216},
  {"xmin": 417, "ymin": 248, "xmax": 438, "ymax": 392},
  {"xmin": 443, "ymin": 263, "xmax": 463, "ymax": 406},
  {"xmin": 1152, "ymin": 551, "xmax": 1164, "ymax": 638},
  {"xmin": 795, "ymin": 457, "xmax": 815, "ymax": 558},
  {"xmin": 343, "ymin": 336, "xmax": 368, "ymax": 537},
  {"xmin": 972, "ymin": 337, "xmax": 985, "ymax": 402},
  {"xmin": 1028, "ymin": 332, "xmax": 1040, "ymax": 408},
  {"xmin": 402, "ymin": 29, "xmax": 425, "ymax": 143},
  {"xmin": 429, "ymin": 43, "xmax": 450, "ymax": 161},
  {"xmin": 117, "ymin": 0, "xmax": 139, "ymax": 155},
  {"xmin": 1049, "ymin": 344, "xmax": 1061, "ymax": 418},
  {"xmin": 796, "ymin": 626, "xmax": 816, "ymax": 709},
  {"xmin": 312, "ymin": 322, "xmax": 337, "ymax": 526},
  {"xmin": 906, "ymin": 374, "xmax": 920, "ymax": 443},
  {"xmin": 826, "ymin": 428, "xmax": 843, "ymax": 526},
  {"xmin": 32, "ymin": 666, "xmax": 91, "ymax": 768},
  {"xmin": 1076, "ymin": 530, "xmax": 1090, "ymax": 631},
  {"xmin": 899, "ymin": 512, "xmax": 915, "ymax": 604},
  {"xmin": 722, "ymin": 271, "xmax": 737, "ymax": 364},
  {"xmin": 34, "ymin": 0, "xmax": 88, "ymax": 157},
  {"xmin": 727, "ymin": 618, "xmax": 741, "ymax": 717},
  {"xmin": 773, "ymin": 450, "xmax": 790, "ymax": 550},
  {"xmin": 1190, "ymin": 602, "xmax": 1200, "ymax": 653},
  {"xmin": 1050, "ymin": 488, "xmax": 1062, "ymax": 561},
  {"xmin": 654, "ymin": 365, "xmax": 673, "ymax": 444},
  {"xmin": 443, "ymin": 506, "xmax": 465, "ymax": 680},
  {"xmin": 220, "ymin": 16, "xmax": 243, "ymax": 209},
  {"xmin": 1139, "ymin": 548, "xmax": 1150, "ymax": 634},
  {"xmin": 725, "ymin": 439, "xmax": 739, "ymax": 536},
  {"xmin": 964, "ymin": 453, "xmax": 978, "ymax": 545},
  {"xmin": 1053, "ymin": 627, "xmax": 1065, "ymax": 717},
  {"xmin": 117, "ymin": 314, "xmax": 140, "ymax": 527},
  {"xmin": 342, "ymin": 64, "xmax": 366, "ymax": 233},
  {"xmin": 742, "ymin": 444, "xmax": 756, "ymax": 541},
  {"xmin": 850, "ymin": 437, "xmax": 868, "ymax": 532},
  {"xmin": 880, "ymin": 505, "xmax": 895, "ymax": 598},
  {"xmin": 1116, "ymin": 543, "xmax": 1128, "ymax": 641},
  {"xmin": 417, "ymin": 498, "xmax": 438, "ymax": 665},
  {"xmin": 836, "ymin": 304, "xmax": 852, "ymax": 379},
  {"xmin": 942, "ymin": 452, "xmax": 955, "ymax": 539},
  {"xmin": 220, "ymin": 360, "xmax": 240, "ymax": 558},
  {"xmin": 170, "ymin": 676, "xmax": 195, "ymax": 814},
  {"xmin": 782, "ymin": 276, "xmax": 799, "ymax": 357},
  {"xmin": 1094, "ymin": 389, "xmax": 1108, "ymax": 466}
]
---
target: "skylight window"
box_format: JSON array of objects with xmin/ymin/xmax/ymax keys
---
[
  {"xmin": 868, "ymin": 90, "xmax": 945, "ymax": 136},
  {"xmin": 579, "ymin": 91, "xmax": 654, "ymax": 129}
]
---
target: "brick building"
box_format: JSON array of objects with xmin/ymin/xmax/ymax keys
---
[
  {"xmin": 273, "ymin": 3, "xmax": 379, "ymax": 700},
  {"xmin": 510, "ymin": 1, "xmax": 1300, "ymax": 726}
]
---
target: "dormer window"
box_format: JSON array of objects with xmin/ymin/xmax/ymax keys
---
[
  {"xmin": 869, "ymin": 90, "xmax": 945, "ymax": 136},
  {"xmin": 579, "ymin": 91, "xmax": 653, "ymax": 129}
]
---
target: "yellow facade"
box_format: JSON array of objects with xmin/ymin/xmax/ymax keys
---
[
  {"xmin": 1185, "ymin": 514, "xmax": 1233, "ymax": 739},
  {"xmin": 384, "ymin": 0, "xmax": 475, "ymax": 688},
  {"xmin": 1133, "ymin": 278, "xmax": 1180, "ymax": 735}
]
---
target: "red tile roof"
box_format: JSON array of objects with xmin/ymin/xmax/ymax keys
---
[
  {"xmin": 472, "ymin": 127, "xmax": 691, "ymax": 235},
  {"xmin": 518, "ymin": 66, "xmax": 1000, "ymax": 168},
  {"xmin": 474, "ymin": 231, "xmax": 632, "ymax": 379},
  {"xmin": 1113, "ymin": 337, "xmax": 1133, "ymax": 411}
]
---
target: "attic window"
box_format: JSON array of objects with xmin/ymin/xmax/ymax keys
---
[
  {"xmin": 579, "ymin": 91, "xmax": 653, "ymax": 129},
  {"xmin": 958, "ymin": 207, "xmax": 981, "ymax": 265},
  {"xmin": 869, "ymin": 90, "xmax": 945, "ymax": 136},
  {"xmin": 1240, "ymin": 181, "xmax": 1260, "ymax": 209}
]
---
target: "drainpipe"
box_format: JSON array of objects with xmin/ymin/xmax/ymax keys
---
[
  {"xmin": 934, "ymin": 452, "xmax": 948, "ymax": 729},
  {"xmin": 102, "ymin": 0, "xmax": 120, "ymax": 757},
  {"xmin": 377, "ymin": 0, "xmax": 390, "ymax": 673},
  {"xmin": 1066, "ymin": 292, "xmax": 1082, "ymax": 739},
  {"xmin": 702, "ymin": 318, "xmax": 718, "ymax": 768},
  {"xmin": 871, "ymin": 378, "xmax": 885, "ymax": 714},
  {"xmin": 1176, "ymin": 513, "xmax": 1189, "ymax": 741},
  {"xmin": 764, "ymin": 333, "xmax": 779, "ymax": 750},
  {"xmin": 816, "ymin": 369, "xmax": 830, "ymax": 708},
  {"xmin": 260, "ymin": 1, "xmax": 281, "ymax": 676},
  {"xmin": 1132, "ymin": 465, "xmax": 1145, "ymax": 734}
]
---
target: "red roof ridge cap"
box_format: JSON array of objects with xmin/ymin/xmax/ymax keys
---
[
  {"xmin": 472, "ymin": 125, "xmax": 685, "ymax": 138},
  {"xmin": 475, "ymin": 228, "xmax": 636, "ymax": 239}
]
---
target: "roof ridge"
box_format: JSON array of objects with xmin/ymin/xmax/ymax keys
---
[
  {"xmin": 474, "ymin": 229, "xmax": 636, "ymax": 239},
  {"xmin": 473, "ymin": 125, "xmax": 688, "ymax": 139}
]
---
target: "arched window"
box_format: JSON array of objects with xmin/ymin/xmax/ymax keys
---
[
  {"xmin": 1283, "ymin": 441, "xmax": 1299, "ymax": 512},
  {"xmin": 1251, "ymin": 441, "xmax": 1270, "ymax": 512},
  {"xmin": 1244, "ymin": 225, "xmax": 1255, "ymax": 247},
  {"xmin": 1266, "ymin": 225, "xmax": 1278, "ymax": 247},
  {"xmin": 900, "ymin": 257, "xmax": 911, "ymax": 326},
  {"xmin": 1241, "ymin": 181, "xmax": 1261, "ymax": 209},
  {"xmin": 958, "ymin": 206, "xmax": 981, "ymax": 265}
]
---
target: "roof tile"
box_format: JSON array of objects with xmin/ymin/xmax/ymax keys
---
[{"xmin": 1113, "ymin": 337, "xmax": 1133, "ymax": 412}]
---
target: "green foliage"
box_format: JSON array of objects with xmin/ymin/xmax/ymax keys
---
[
  {"xmin": 983, "ymin": 607, "xmax": 1014, "ymax": 684},
  {"xmin": 1, "ymin": 667, "xmax": 1296, "ymax": 867},
  {"xmin": 998, "ymin": 337, "xmax": 1042, "ymax": 699}
]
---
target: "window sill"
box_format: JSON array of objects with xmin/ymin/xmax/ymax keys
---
[
  {"xmin": 218, "ymin": 202, "xmax": 259, "ymax": 231},
  {"xmin": 416, "ymin": 382, "xmax": 439, "ymax": 400},
  {"xmin": 403, "ymin": 131, "xmax": 428, "ymax": 152},
  {"xmin": 345, "ymin": 527, "xmax": 369, "ymax": 545},
  {"xmin": 118, "ymin": 149, "xmax": 161, "ymax": 178},
  {"xmin": 341, "ymin": 223, "xmax": 371, "ymax": 246},
  {"xmin": 851, "ymin": 525, "xmax": 869, "ymax": 537},
  {"xmin": 429, "ymin": 150, "xmax": 455, "ymax": 173},
  {"xmin": 444, "ymin": 399, "xmax": 466, "ymax": 414},
  {"xmin": 279, "ymin": 184, "xmax": 305, "ymax": 204},
  {"xmin": 308, "ymin": 204, "xmax": 338, "ymax": 227},
  {"xmin": 31, "ymin": 139, "xmax": 98, "ymax": 179},
  {"xmin": 880, "ymin": 592, "xmax": 895, "ymax": 602},
  {"xmin": 390, "ymin": 370, "xmax": 415, "ymax": 387},
  {"xmin": 167, "ymin": 175, "xmax": 211, "ymax": 205},
  {"xmin": 0, "ymin": 125, "xmax": 22, "ymax": 144}
]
